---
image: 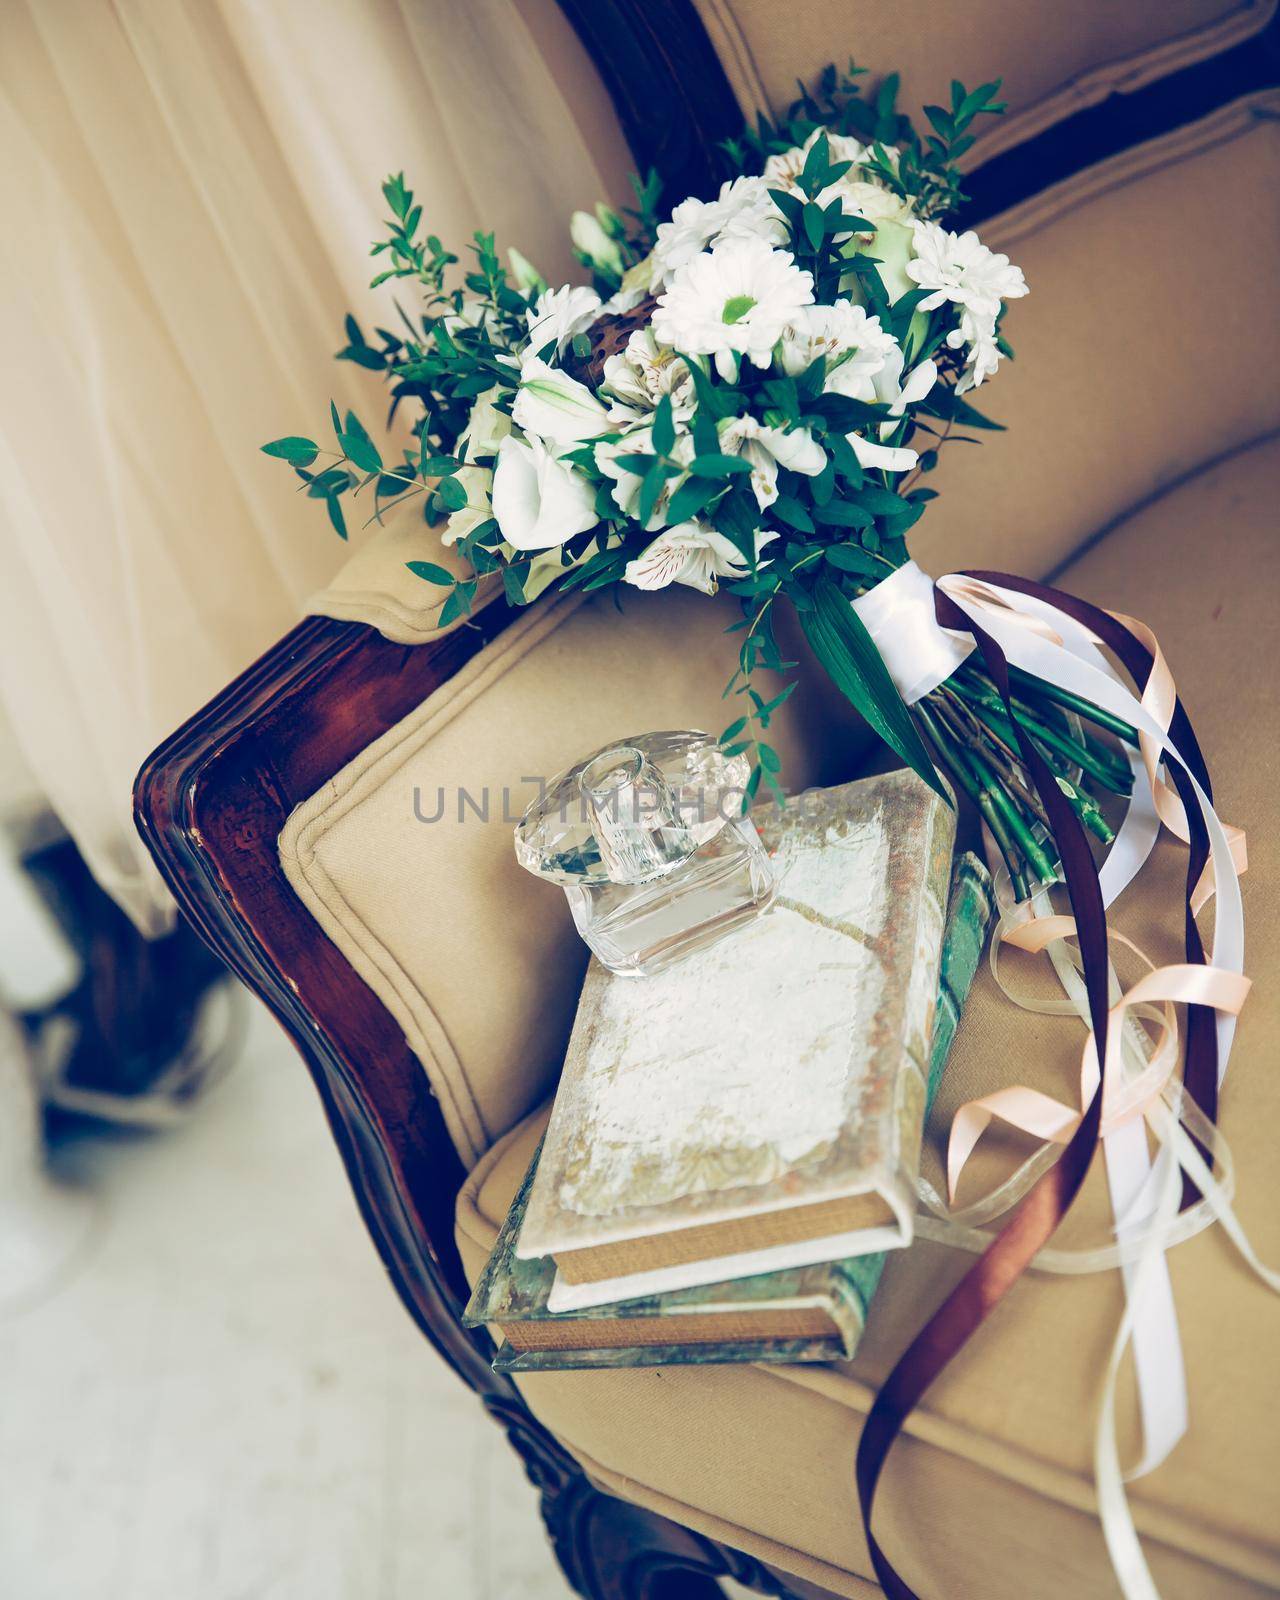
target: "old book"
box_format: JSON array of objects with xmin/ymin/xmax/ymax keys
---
[
  {"xmin": 516, "ymin": 770, "xmax": 958, "ymax": 1310},
  {"xmin": 465, "ymin": 855, "xmax": 993, "ymax": 1371}
]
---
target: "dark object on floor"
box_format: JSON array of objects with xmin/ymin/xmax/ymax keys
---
[{"xmin": 15, "ymin": 820, "xmax": 240, "ymax": 1130}]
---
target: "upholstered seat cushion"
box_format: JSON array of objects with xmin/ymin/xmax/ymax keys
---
[{"xmin": 455, "ymin": 434, "xmax": 1280, "ymax": 1600}]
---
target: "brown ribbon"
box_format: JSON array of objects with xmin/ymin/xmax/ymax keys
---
[{"xmin": 854, "ymin": 570, "xmax": 1218, "ymax": 1597}]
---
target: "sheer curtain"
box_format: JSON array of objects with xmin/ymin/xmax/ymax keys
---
[{"xmin": 0, "ymin": 0, "xmax": 631, "ymax": 934}]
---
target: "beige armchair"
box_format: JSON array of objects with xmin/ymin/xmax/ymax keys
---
[{"xmin": 137, "ymin": 4, "xmax": 1280, "ymax": 1595}]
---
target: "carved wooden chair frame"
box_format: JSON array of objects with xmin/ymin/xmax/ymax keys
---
[{"xmin": 134, "ymin": 7, "xmax": 1277, "ymax": 1595}]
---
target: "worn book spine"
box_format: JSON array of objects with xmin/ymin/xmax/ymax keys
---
[{"xmin": 467, "ymin": 853, "xmax": 993, "ymax": 1372}]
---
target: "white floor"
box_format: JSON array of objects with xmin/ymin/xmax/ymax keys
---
[{"xmin": 0, "ymin": 992, "xmax": 579, "ymax": 1600}]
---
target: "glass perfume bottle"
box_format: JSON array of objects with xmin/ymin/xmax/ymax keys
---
[{"xmin": 514, "ymin": 730, "xmax": 776, "ymax": 978}]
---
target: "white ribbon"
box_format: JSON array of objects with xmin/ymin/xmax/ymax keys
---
[{"xmin": 852, "ymin": 560, "xmax": 1271, "ymax": 1599}]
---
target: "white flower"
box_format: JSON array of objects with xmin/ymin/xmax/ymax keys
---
[
  {"xmin": 491, "ymin": 434, "xmax": 598, "ymax": 550},
  {"xmin": 440, "ymin": 464, "xmax": 495, "ymax": 546},
  {"xmin": 570, "ymin": 210, "xmax": 625, "ymax": 277},
  {"xmin": 651, "ymin": 176, "xmax": 787, "ymax": 287},
  {"xmin": 601, "ymin": 328, "xmax": 695, "ymax": 418},
  {"xmin": 870, "ymin": 345, "xmax": 938, "ymax": 416},
  {"xmin": 653, "ymin": 238, "xmax": 814, "ymax": 381},
  {"xmin": 513, "ymin": 358, "xmax": 613, "ymax": 444},
  {"xmin": 623, "ymin": 522, "xmax": 777, "ymax": 596},
  {"xmin": 603, "ymin": 252, "xmax": 657, "ymax": 314},
  {"xmin": 762, "ymin": 129, "xmax": 869, "ymax": 192},
  {"xmin": 718, "ymin": 414, "xmax": 826, "ymax": 509},
  {"xmin": 523, "ymin": 284, "xmax": 602, "ymax": 365},
  {"xmin": 839, "ymin": 186, "xmax": 920, "ymax": 300},
  {"xmin": 595, "ymin": 423, "xmax": 694, "ymax": 530},
  {"xmin": 458, "ymin": 386, "xmax": 512, "ymax": 464},
  {"xmin": 949, "ymin": 308, "xmax": 1004, "ymax": 392},
  {"xmin": 778, "ymin": 301, "xmax": 898, "ymax": 393},
  {"xmin": 906, "ymin": 222, "xmax": 1028, "ymax": 320}
]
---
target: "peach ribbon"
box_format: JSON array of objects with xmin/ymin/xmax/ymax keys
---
[{"xmin": 947, "ymin": 913, "xmax": 1251, "ymax": 1203}]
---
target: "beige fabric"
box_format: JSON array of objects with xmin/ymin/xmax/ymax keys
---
[
  {"xmin": 280, "ymin": 587, "xmax": 870, "ymax": 1164},
  {"xmin": 0, "ymin": 0, "xmax": 630, "ymax": 932},
  {"xmin": 694, "ymin": 0, "xmax": 1275, "ymax": 162},
  {"xmin": 454, "ymin": 435, "xmax": 1280, "ymax": 1598},
  {"xmin": 311, "ymin": 95, "xmax": 1280, "ymax": 641}
]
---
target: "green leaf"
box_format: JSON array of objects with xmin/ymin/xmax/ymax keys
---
[
  {"xmin": 652, "ymin": 394, "xmax": 676, "ymax": 457},
  {"xmin": 325, "ymin": 495, "xmax": 348, "ymax": 541},
  {"xmin": 802, "ymin": 202, "xmax": 826, "ymax": 252},
  {"xmin": 688, "ymin": 453, "xmax": 752, "ymax": 478},
  {"xmin": 797, "ymin": 577, "xmax": 948, "ymax": 803},
  {"xmin": 666, "ymin": 475, "xmax": 723, "ymax": 524},
  {"xmin": 824, "ymin": 543, "xmax": 881, "ymax": 576},
  {"xmin": 406, "ymin": 560, "xmax": 455, "ymax": 587},
  {"xmin": 720, "ymin": 716, "xmax": 748, "ymax": 743},
  {"xmin": 261, "ymin": 436, "xmax": 318, "ymax": 466},
  {"xmin": 502, "ymin": 565, "xmax": 527, "ymax": 606},
  {"xmin": 637, "ymin": 461, "xmax": 667, "ymax": 529},
  {"xmin": 435, "ymin": 475, "xmax": 469, "ymax": 512},
  {"xmin": 339, "ymin": 411, "xmax": 383, "ymax": 473}
]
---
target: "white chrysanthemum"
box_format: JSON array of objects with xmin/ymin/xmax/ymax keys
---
[
  {"xmin": 623, "ymin": 522, "xmax": 778, "ymax": 596},
  {"xmin": 718, "ymin": 415, "xmax": 826, "ymax": 509},
  {"xmin": 653, "ymin": 238, "xmax": 814, "ymax": 381},
  {"xmin": 948, "ymin": 307, "xmax": 1004, "ymax": 392},
  {"xmin": 523, "ymin": 284, "xmax": 602, "ymax": 365},
  {"xmin": 601, "ymin": 328, "xmax": 696, "ymax": 419},
  {"xmin": 651, "ymin": 176, "xmax": 787, "ymax": 287},
  {"xmin": 906, "ymin": 222, "xmax": 1028, "ymax": 320}
]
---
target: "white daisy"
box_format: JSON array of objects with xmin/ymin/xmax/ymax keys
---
[
  {"xmin": 650, "ymin": 176, "xmax": 787, "ymax": 288},
  {"xmin": 623, "ymin": 522, "xmax": 778, "ymax": 596},
  {"xmin": 522, "ymin": 284, "xmax": 602, "ymax": 366},
  {"xmin": 906, "ymin": 222, "xmax": 1028, "ymax": 320},
  {"xmin": 653, "ymin": 238, "xmax": 815, "ymax": 381},
  {"xmin": 718, "ymin": 415, "xmax": 826, "ymax": 509}
]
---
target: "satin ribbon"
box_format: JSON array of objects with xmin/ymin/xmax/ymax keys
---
[{"xmin": 848, "ymin": 561, "xmax": 1256, "ymax": 1600}]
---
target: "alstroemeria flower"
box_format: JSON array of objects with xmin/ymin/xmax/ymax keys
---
[
  {"xmin": 719, "ymin": 415, "xmax": 827, "ymax": 509},
  {"xmin": 623, "ymin": 522, "xmax": 778, "ymax": 596},
  {"xmin": 601, "ymin": 328, "xmax": 696, "ymax": 419},
  {"xmin": 513, "ymin": 358, "xmax": 613, "ymax": 444},
  {"xmin": 595, "ymin": 423, "xmax": 695, "ymax": 530},
  {"xmin": 491, "ymin": 435, "xmax": 598, "ymax": 551}
]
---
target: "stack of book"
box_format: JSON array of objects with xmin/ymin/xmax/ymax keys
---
[{"xmin": 466, "ymin": 770, "xmax": 993, "ymax": 1371}]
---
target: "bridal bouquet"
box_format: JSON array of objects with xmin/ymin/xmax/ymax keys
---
[{"xmin": 264, "ymin": 66, "xmax": 1135, "ymax": 897}]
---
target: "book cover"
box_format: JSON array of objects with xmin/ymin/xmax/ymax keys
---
[
  {"xmin": 465, "ymin": 854, "xmax": 993, "ymax": 1372},
  {"xmin": 516, "ymin": 770, "xmax": 956, "ymax": 1307}
]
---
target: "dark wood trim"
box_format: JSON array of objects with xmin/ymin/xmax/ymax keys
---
[
  {"xmin": 133, "ymin": 607, "xmax": 823, "ymax": 1598},
  {"xmin": 556, "ymin": 0, "xmax": 743, "ymax": 202},
  {"xmin": 555, "ymin": 0, "xmax": 1280, "ymax": 227}
]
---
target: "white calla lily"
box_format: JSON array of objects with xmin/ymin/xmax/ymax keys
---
[
  {"xmin": 491, "ymin": 435, "xmax": 598, "ymax": 551},
  {"xmin": 513, "ymin": 358, "xmax": 613, "ymax": 445}
]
